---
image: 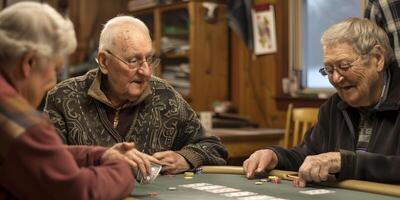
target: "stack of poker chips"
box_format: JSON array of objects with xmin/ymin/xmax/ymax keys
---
[{"xmin": 268, "ymin": 175, "xmax": 281, "ymax": 184}]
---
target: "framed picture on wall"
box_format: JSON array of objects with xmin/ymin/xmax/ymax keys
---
[{"xmin": 251, "ymin": 4, "xmax": 277, "ymax": 55}]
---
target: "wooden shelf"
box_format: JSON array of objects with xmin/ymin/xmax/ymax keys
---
[
  {"xmin": 275, "ymin": 95, "xmax": 328, "ymax": 110},
  {"xmin": 162, "ymin": 51, "xmax": 189, "ymax": 59},
  {"xmin": 128, "ymin": 1, "xmax": 228, "ymax": 111}
]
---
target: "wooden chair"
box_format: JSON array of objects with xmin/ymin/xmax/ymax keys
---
[{"xmin": 283, "ymin": 104, "xmax": 319, "ymax": 148}]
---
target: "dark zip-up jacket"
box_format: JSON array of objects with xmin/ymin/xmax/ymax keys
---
[
  {"xmin": 271, "ymin": 61, "xmax": 400, "ymax": 183},
  {"xmin": 0, "ymin": 73, "xmax": 134, "ymax": 200}
]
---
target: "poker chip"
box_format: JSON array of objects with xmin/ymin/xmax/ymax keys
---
[
  {"xmin": 270, "ymin": 177, "xmax": 281, "ymax": 184},
  {"xmin": 184, "ymin": 171, "xmax": 194, "ymax": 180},
  {"xmin": 184, "ymin": 172, "xmax": 194, "ymax": 177},
  {"xmin": 168, "ymin": 187, "xmax": 177, "ymax": 191},
  {"xmin": 268, "ymin": 175, "xmax": 278, "ymax": 179},
  {"xmin": 254, "ymin": 181, "xmax": 263, "ymax": 185},
  {"xmin": 148, "ymin": 192, "xmax": 158, "ymax": 196}
]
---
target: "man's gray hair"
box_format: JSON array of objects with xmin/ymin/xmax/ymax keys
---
[
  {"xmin": 321, "ymin": 17, "xmax": 393, "ymax": 62},
  {"xmin": 0, "ymin": 2, "xmax": 77, "ymax": 61},
  {"xmin": 99, "ymin": 15, "xmax": 150, "ymax": 51}
]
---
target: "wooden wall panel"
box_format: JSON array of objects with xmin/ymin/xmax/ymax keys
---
[{"xmin": 231, "ymin": 0, "xmax": 288, "ymax": 128}]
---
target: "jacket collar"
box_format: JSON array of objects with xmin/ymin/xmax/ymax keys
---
[{"xmin": 87, "ymin": 69, "xmax": 152, "ymax": 109}]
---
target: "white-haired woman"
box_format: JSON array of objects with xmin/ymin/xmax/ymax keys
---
[{"xmin": 0, "ymin": 2, "xmax": 155, "ymax": 199}]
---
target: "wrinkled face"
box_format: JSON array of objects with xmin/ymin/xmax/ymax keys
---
[
  {"xmin": 101, "ymin": 29, "xmax": 153, "ymax": 105},
  {"xmin": 323, "ymin": 43, "xmax": 383, "ymax": 107},
  {"xmin": 29, "ymin": 57, "xmax": 64, "ymax": 108}
]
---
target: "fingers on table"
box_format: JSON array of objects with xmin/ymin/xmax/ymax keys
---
[
  {"xmin": 244, "ymin": 150, "xmax": 271, "ymax": 179},
  {"xmin": 153, "ymin": 151, "xmax": 179, "ymax": 166}
]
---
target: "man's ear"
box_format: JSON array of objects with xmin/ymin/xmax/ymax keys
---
[
  {"xmin": 20, "ymin": 50, "xmax": 36, "ymax": 78},
  {"xmin": 97, "ymin": 51, "xmax": 109, "ymax": 74},
  {"xmin": 374, "ymin": 45, "xmax": 385, "ymax": 72}
]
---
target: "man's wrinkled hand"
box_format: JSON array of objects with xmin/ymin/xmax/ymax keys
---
[
  {"xmin": 297, "ymin": 152, "xmax": 341, "ymax": 186},
  {"xmin": 102, "ymin": 142, "xmax": 161, "ymax": 178},
  {"xmin": 243, "ymin": 149, "xmax": 278, "ymax": 179},
  {"xmin": 152, "ymin": 150, "xmax": 190, "ymax": 174}
]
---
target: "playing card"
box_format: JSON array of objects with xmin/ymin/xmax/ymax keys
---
[
  {"xmin": 299, "ymin": 189, "xmax": 336, "ymax": 195},
  {"xmin": 179, "ymin": 183, "xmax": 211, "ymax": 188},
  {"xmin": 238, "ymin": 195, "xmax": 282, "ymax": 200},
  {"xmin": 208, "ymin": 187, "xmax": 240, "ymax": 194},
  {"xmin": 221, "ymin": 191, "xmax": 257, "ymax": 197},
  {"xmin": 135, "ymin": 163, "xmax": 162, "ymax": 184}
]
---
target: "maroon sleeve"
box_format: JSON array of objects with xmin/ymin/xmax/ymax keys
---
[
  {"xmin": 66, "ymin": 145, "xmax": 108, "ymax": 167},
  {"xmin": 0, "ymin": 123, "xmax": 135, "ymax": 200}
]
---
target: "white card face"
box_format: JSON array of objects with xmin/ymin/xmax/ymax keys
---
[
  {"xmin": 222, "ymin": 191, "xmax": 257, "ymax": 197},
  {"xmin": 196, "ymin": 185, "xmax": 225, "ymax": 191},
  {"xmin": 208, "ymin": 187, "xmax": 241, "ymax": 194},
  {"xmin": 136, "ymin": 163, "xmax": 162, "ymax": 184},
  {"xmin": 179, "ymin": 183, "xmax": 211, "ymax": 188},
  {"xmin": 299, "ymin": 189, "xmax": 336, "ymax": 195},
  {"xmin": 238, "ymin": 195, "xmax": 279, "ymax": 200}
]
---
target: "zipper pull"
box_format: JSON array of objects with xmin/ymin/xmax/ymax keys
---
[{"xmin": 113, "ymin": 109, "xmax": 120, "ymax": 129}]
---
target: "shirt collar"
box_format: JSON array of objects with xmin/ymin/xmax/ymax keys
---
[{"xmin": 373, "ymin": 67, "xmax": 390, "ymax": 110}]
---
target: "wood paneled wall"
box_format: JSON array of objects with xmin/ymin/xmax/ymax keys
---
[
  {"xmin": 66, "ymin": 0, "xmax": 126, "ymax": 64},
  {"xmin": 231, "ymin": 0, "xmax": 288, "ymax": 128}
]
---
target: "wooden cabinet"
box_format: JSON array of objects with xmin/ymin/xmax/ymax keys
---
[{"xmin": 129, "ymin": 1, "xmax": 228, "ymax": 111}]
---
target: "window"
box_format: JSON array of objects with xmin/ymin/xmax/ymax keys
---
[{"xmin": 289, "ymin": 0, "xmax": 364, "ymax": 91}]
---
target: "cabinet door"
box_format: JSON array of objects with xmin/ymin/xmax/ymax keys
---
[
  {"xmin": 131, "ymin": 2, "xmax": 228, "ymax": 111},
  {"xmin": 159, "ymin": 4, "xmax": 191, "ymax": 99},
  {"xmin": 189, "ymin": 2, "xmax": 228, "ymax": 111}
]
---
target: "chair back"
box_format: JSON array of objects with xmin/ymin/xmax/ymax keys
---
[{"xmin": 283, "ymin": 104, "xmax": 319, "ymax": 148}]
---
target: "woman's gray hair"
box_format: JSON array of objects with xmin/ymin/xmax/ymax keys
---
[
  {"xmin": 0, "ymin": 2, "xmax": 77, "ymax": 61},
  {"xmin": 321, "ymin": 17, "xmax": 393, "ymax": 62},
  {"xmin": 99, "ymin": 15, "xmax": 150, "ymax": 52}
]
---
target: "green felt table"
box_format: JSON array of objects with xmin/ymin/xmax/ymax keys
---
[{"xmin": 127, "ymin": 166, "xmax": 400, "ymax": 200}]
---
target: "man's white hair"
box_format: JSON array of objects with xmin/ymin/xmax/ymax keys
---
[
  {"xmin": 321, "ymin": 17, "xmax": 393, "ymax": 62},
  {"xmin": 0, "ymin": 2, "xmax": 77, "ymax": 61},
  {"xmin": 99, "ymin": 15, "xmax": 150, "ymax": 52}
]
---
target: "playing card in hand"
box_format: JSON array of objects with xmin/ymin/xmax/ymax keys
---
[{"xmin": 135, "ymin": 163, "xmax": 162, "ymax": 184}]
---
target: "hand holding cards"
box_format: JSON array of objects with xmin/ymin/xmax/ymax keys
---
[{"xmin": 136, "ymin": 163, "xmax": 162, "ymax": 184}]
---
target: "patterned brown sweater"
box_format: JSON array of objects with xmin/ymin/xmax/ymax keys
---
[
  {"xmin": 44, "ymin": 69, "xmax": 228, "ymax": 168},
  {"xmin": 0, "ymin": 73, "xmax": 134, "ymax": 200}
]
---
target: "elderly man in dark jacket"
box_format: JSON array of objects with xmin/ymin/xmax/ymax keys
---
[
  {"xmin": 0, "ymin": 2, "xmax": 159, "ymax": 200},
  {"xmin": 44, "ymin": 16, "xmax": 228, "ymax": 174},
  {"xmin": 244, "ymin": 17, "xmax": 400, "ymax": 186}
]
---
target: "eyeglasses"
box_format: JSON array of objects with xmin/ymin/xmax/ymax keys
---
[
  {"xmin": 105, "ymin": 50, "xmax": 160, "ymax": 70},
  {"xmin": 319, "ymin": 56, "xmax": 364, "ymax": 77}
]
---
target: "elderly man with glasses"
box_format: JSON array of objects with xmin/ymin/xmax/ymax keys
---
[
  {"xmin": 0, "ymin": 3, "xmax": 163, "ymax": 199},
  {"xmin": 243, "ymin": 17, "xmax": 400, "ymax": 186},
  {"xmin": 44, "ymin": 16, "xmax": 227, "ymax": 175}
]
